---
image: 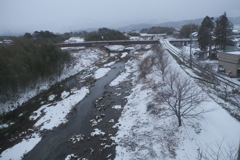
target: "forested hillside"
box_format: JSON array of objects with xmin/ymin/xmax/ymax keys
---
[{"xmin": 0, "ymin": 37, "xmax": 72, "ymax": 103}]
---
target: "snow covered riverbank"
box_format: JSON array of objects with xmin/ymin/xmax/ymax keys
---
[
  {"xmin": 113, "ymin": 46, "xmax": 240, "ymax": 159},
  {"xmin": 0, "ymin": 48, "xmax": 107, "ymax": 160},
  {"xmin": 0, "ymin": 47, "xmax": 106, "ymax": 115}
]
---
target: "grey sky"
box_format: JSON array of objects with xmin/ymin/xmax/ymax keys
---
[{"xmin": 0, "ymin": 0, "xmax": 240, "ymax": 34}]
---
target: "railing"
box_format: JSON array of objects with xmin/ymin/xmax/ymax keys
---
[{"xmin": 168, "ymin": 38, "xmax": 198, "ymax": 42}]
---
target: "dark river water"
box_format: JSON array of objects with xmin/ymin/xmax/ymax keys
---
[{"xmin": 24, "ymin": 52, "xmax": 133, "ymax": 160}]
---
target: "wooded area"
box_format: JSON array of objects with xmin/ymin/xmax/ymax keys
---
[{"xmin": 0, "ymin": 36, "xmax": 72, "ymax": 103}]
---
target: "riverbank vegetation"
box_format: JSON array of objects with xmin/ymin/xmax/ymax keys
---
[{"xmin": 0, "ymin": 36, "xmax": 73, "ymax": 104}]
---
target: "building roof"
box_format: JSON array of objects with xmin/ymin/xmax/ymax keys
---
[{"xmin": 226, "ymin": 51, "xmax": 240, "ymax": 55}]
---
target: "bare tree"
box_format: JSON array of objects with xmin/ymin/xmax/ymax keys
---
[
  {"xmin": 155, "ymin": 69, "xmax": 208, "ymax": 126},
  {"xmin": 218, "ymin": 82, "xmax": 233, "ymax": 101},
  {"xmin": 137, "ymin": 54, "xmax": 155, "ymax": 80},
  {"xmin": 152, "ymin": 43, "xmax": 170, "ymax": 81},
  {"xmin": 137, "ymin": 43, "xmax": 169, "ymax": 81}
]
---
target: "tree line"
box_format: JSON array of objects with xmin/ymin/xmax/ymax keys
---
[
  {"xmin": 0, "ymin": 36, "xmax": 72, "ymax": 103},
  {"xmin": 127, "ymin": 32, "xmax": 141, "ymax": 36},
  {"xmin": 179, "ymin": 12, "xmax": 233, "ymax": 52},
  {"xmin": 84, "ymin": 28, "xmax": 129, "ymax": 41},
  {"xmin": 198, "ymin": 12, "xmax": 233, "ymax": 52},
  {"xmin": 140, "ymin": 26, "xmax": 175, "ymax": 35},
  {"xmin": 24, "ymin": 30, "xmax": 71, "ymax": 43}
]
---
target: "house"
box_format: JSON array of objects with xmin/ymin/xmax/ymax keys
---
[
  {"xmin": 211, "ymin": 49, "xmax": 218, "ymax": 60},
  {"xmin": 218, "ymin": 51, "xmax": 240, "ymax": 77},
  {"xmin": 194, "ymin": 49, "xmax": 208, "ymax": 59}
]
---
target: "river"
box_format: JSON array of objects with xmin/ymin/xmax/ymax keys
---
[{"xmin": 23, "ymin": 50, "xmax": 134, "ymax": 160}]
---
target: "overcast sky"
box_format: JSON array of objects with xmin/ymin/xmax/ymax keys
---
[{"xmin": 0, "ymin": 0, "xmax": 240, "ymax": 34}]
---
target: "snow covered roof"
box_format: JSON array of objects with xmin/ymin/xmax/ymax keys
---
[
  {"xmin": 226, "ymin": 51, "xmax": 240, "ymax": 55},
  {"xmin": 233, "ymin": 29, "xmax": 239, "ymax": 33},
  {"xmin": 191, "ymin": 32, "xmax": 198, "ymax": 37}
]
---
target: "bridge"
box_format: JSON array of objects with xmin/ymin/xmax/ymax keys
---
[
  {"xmin": 168, "ymin": 38, "xmax": 198, "ymax": 42},
  {"xmin": 57, "ymin": 40, "xmax": 159, "ymax": 47},
  {"xmin": 168, "ymin": 38, "xmax": 198, "ymax": 46}
]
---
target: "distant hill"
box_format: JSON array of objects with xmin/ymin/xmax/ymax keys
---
[{"xmin": 118, "ymin": 17, "xmax": 240, "ymax": 32}]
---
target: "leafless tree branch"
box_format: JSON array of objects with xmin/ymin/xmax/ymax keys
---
[{"xmin": 155, "ymin": 69, "xmax": 209, "ymax": 127}]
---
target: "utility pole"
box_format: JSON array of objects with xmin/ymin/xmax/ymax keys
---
[
  {"xmin": 189, "ymin": 25, "xmax": 192, "ymax": 68},
  {"xmin": 209, "ymin": 32, "xmax": 212, "ymax": 60}
]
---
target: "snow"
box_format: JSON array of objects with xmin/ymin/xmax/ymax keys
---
[
  {"xmin": 90, "ymin": 128, "xmax": 105, "ymax": 136},
  {"xmin": 113, "ymin": 45, "xmax": 240, "ymax": 159},
  {"xmin": 105, "ymin": 45, "xmax": 125, "ymax": 51},
  {"xmin": 31, "ymin": 87, "xmax": 89, "ymax": 130},
  {"xmin": 176, "ymin": 101, "xmax": 240, "ymax": 159},
  {"xmin": 94, "ymin": 68, "xmax": 111, "ymax": 79},
  {"xmin": 90, "ymin": 118, "xmax": 102, "ymax": 126},
  {"xmin": 125, "ymin": 47, "xmax": 135, "ymax": 50},
  {"xmin": 109, "ymin": 58, "xmax": 133, "ymax": 87},
  {"xmin": 109, "ymin": 119, "xmax": 114, "ymax": 123},
  {"xmin": 61, "ymin": 91, "xmax": 70, "ymax": 99},
  {"xmin": 110, "ymin": 53, "xmax": 118, "ymax": 57},
  {"xmin": 64, "ymin": 37, "xmax": 84, "ymax": 43},
  {"xmin": 65, "ymin": 154, "xmax": 81, "ymax": 160},
  {"xmin": 144, "ymin": 44, "xmax": 152, "ymax": 49},
  {"xmin": 104, "ymin": 61, "xmax": 116, "ymax": 67},
  {"xmin": 140, "ymin": 33, "xmax": 159, "ymax": 37},
  {"xmin": 0, "ymin": 124, "xmax": 7, "ymax": 128},
  {"xmin": 112, "ymin": 105, "xmax": 122, "ymax": 110},
  {"xmin": 226, "ymin": 51, "xmax": 240, "ymax": 55},
  {"xmin": 68, "ymin": 134, "xmax": 85, "ymax": 143},
  {"xmin": 0, "ymin": 133, "xmax": 41, "ymax": 160},
  {"xmin": 48, "ymin": 94, "xmax": 56, "ymax": 101},
  {"xmin": 109, "ymin": 71, "xmax": 130, "ymax": 86},
  {"xmin": 120, "ymin": 52, "xmax": 128, "ymax": 58},
  {"xmin": 129, "ymin": 36, "xmax": 144, "ymax": 40}
]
